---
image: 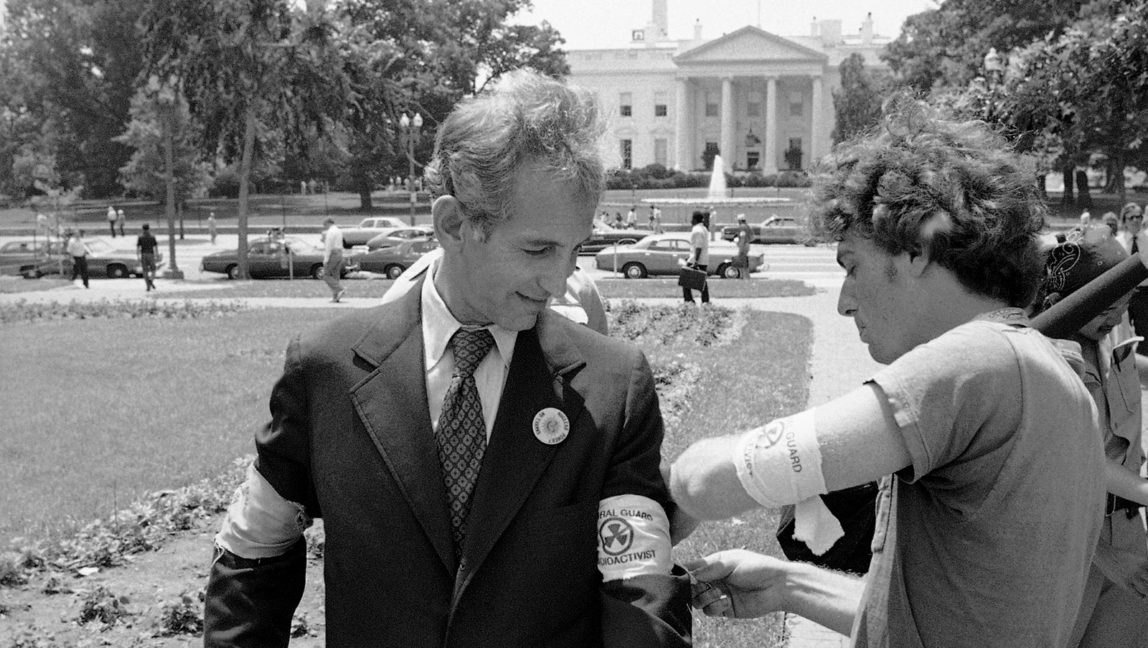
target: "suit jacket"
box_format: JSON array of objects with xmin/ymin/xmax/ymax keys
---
[{"xmin": 204, "ymin": 277, "xmax": 691, "ymax": 647}]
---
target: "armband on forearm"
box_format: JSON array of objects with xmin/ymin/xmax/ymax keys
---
[{"xmin": 732, "ymin": 409, "xmax": 828, "ymax": 508}]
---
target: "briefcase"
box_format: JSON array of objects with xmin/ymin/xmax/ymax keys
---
[{"xmin": 677, "ymin": 266, "xmax": 707, "ymax": 290}]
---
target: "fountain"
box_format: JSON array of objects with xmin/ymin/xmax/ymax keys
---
[{"xmin": 707, "ymin": 155, "xmax": 727, "ymax": 200}]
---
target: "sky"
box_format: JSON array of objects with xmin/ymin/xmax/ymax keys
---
[{"xmin": 514, "ymin": 0, "xmax": 940, "ymax": 49}]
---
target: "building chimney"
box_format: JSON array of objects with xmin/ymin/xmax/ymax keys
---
[
  {"xmin": 810, "ymin": 16, "xmax": 818, "ymax": 37},
  {"xmin": 860, "ymin": 12, "xmax": 874, "ymax": 44},
  {"xmin": 652, "ymin": 0, "xmax": 668, "ymax": 40},
  {"xmin": 819, "ymin": 19, "xmax": 841, "ymax": 46},
  {"xmin": 694, "ymin": 19, "xmax": 703, "ymax": 41}
]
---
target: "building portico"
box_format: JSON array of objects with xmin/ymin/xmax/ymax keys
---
[{"xmin": 566, "ymin": 7, "xmax": 887, "ymax": 174}]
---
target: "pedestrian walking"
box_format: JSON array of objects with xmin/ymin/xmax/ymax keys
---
[
  {"xmin": 107, "ymin": 205, "xmax": 117, "ymax": 238},
  {"xmin": 321, "ymin": 217, "xmax": 345, "ymax": 302},
  {"xmin": 116, "ymin": 209, "xmax": 126, "ymax": 237},
  {"xmin": 137, "ymin": 223, "xmax": 159, "ymax": 292},
  {"xmin": 682, "ymin": 210, "xmax": 710, "ymax": 304},
  {"xmin": 207, "ymin": 212, "xmax": 217, "ymax": 245},
  {"xmin": 67, "ymin": 230, "xmax": 89, "ymax": 288}
]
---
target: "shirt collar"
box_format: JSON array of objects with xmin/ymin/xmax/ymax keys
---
[{"xmin": 421, "ymin": 263, "xmax": 516, "ymax": 371}]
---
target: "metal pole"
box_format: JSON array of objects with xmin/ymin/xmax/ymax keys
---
[
  {"xmin": 408, "ymin": 134, "xmax": 417, "ymax": 226},
  {"xmin": 163, "ymin": 102, "xmax": 183, "ymax": 278}
]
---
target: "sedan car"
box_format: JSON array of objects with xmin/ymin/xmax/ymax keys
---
[
  {"xmin": 1, "ymin": 239, "xmax": 60, "ymax": 275},
  {"xmin": 340, "ymin": 216, "xmax": 410, "ymax": 248},
  {"xmin": 20, "ymin": 238, "xmax": 164, "ymax": 279},
  {"xmin": 200, "ymin": 236, "xmax": 358, "ymax": 280},
  {"xmin": 579, "ymin": 226, "xmax": 654, "ymax": 254},
  {"xmin": 594, "ymin": 233, "xmax": 765, "ymax": 279},
  {"xmin": 720, "ymin": 215, "xmax": 811, "ymax": 245},
  {"xmin": 354, "ymin": 238, "xmax": 440, "ymax": 279},
  {"xmin": 364, "ymin": 226, "xmax": 435, "ymax": 250}
]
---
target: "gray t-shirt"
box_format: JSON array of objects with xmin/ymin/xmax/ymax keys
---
[{"xmin": 853, "ymin": 317, "xmax": 1105, "ymax": 648}]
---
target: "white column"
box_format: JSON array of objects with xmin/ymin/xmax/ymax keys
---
[
  {"xmin": 720, "ymin": 76, "xmax": 735, "ymax": 173},
  {"xmin": 810, "ymin": 75, "xmax": 823, "ymax": 165},
  {"xmin": 763, "ymin": 76, "xmax": 778, "ymax": 174},
  {"xmin": 674, "ymin": 77, "xmax": 692, "ymax": 171}
]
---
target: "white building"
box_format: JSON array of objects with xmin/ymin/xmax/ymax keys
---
[{"xmin": 566, "ymin": 0, "xmax": 890, "ymax": 174}]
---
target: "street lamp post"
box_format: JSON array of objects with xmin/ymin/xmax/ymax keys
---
[
  {"xmin": 149, "ymin": 74, "xmax": 183, "ymax": 279},
  {"xmin": 399, "ymin": 112, "xmax": 423, "ymax": 227}
]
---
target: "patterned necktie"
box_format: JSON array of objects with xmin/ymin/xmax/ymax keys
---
[
  {"xmin": 435, "ymin": 327, "xmax": 495, "ymax": 555},
  {"xmin": 1133, "ymin": 235, "xmax": 1139, "ymax": 255}
]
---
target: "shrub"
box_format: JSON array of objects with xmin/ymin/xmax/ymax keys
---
[
  {"xmin": 155, "ymin": 591, "xmax": 204, "ymax": 636},
  {"xmin": 209, "ymin": 169, "xmax": 241, "ymax": 199},
  {"xmin": 77, "ymin": 585, "xmax": 131, "ymax": 626}
]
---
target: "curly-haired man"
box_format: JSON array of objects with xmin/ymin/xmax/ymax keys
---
[{"xmin": 667, "ymin": 102, "xmax": 1105, "ymax": 647}]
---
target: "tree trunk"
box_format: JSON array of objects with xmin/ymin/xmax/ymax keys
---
[
  {"xmin": 1075, "ymin": 170, "xmax": 1091, "ymax": 210},
  {"xmin": 1062, "ymin": 167, "xmax": 1075, "ymax": 205},
  {"xmin": 236, "ymin": 104, "xmax": 256, "ymax": 280},
  {"xmin": 358, "ymin": 181, "xmax": 374, "ymax": 211}
]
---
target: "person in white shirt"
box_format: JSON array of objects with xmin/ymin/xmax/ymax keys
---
[
  {"xmin": 321, "ymin": 217, "xmax": 345, "ymax": 302},
  {"xmin": 66, "ymin": 230, "xmax": 89, "ymax": 288},
  {"xmin": 682, "ymin": 210, "xmax": 710, "ymax": 304}
]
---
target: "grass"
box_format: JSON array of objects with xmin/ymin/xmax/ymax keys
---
[
  {"xmin": 0, "ymin": 298, "xmax": 814, "ymax": 648},
  {"xmin": 0, "ymin": 307, "xmax": 338, "ymax": 543},
  {"xmin": 161, "ymin": 276, "xmax": 815, "ymax": 301}
]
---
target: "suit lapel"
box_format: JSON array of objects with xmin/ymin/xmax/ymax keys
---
[
  {"xmin": 350, "ymin": 279, "xmax": 455, "ymax": 573},
  {"xmin": 460, "ymin": 311, "xmax": 587, "ymax": 584}
]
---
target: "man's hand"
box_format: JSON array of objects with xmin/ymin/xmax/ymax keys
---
[
  {"xmin": 684, "ymin": 550, "xmax": 792, "ymax": 619},
  {"xmin": 1093, "ymin": 541, "xmax": 1148, "ymax": 598}
]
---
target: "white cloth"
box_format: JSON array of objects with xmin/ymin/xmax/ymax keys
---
[
  {"xmin": 66, "ymin": 237, "xmax": 86, "ymax": 257},
  {"xmin": 421, "ymin": 265, "xmax": 516, "ymax": 441},
  {"xmin": 689, "ymin": 223, "xmax": 709, "ymax": 266}
]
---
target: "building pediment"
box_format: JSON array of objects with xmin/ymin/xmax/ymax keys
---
[{"xmin": 674, "ymin": 26, "xmax": 827, "ymax": 65}]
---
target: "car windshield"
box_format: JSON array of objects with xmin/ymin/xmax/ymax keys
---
[{"xmin": 85, "ymin": 239, "xmax": 116, "ymax": 254}]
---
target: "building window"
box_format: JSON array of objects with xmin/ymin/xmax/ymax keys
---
[
  {"xmin": 747, "ymin": 91, "xmax": 762, "ymax": 118},
  {"xmin": 747, "ymin": 151, "xmax": 760, "ymax": 170},
  {"xmin": 621, "ymin": 139, "xmax": 633, "ymax": 169},
  {"xmin": 785, "ymin": 138, "xmax": 803, "ymax": 170},
  {"xmin": 620, "ymin": 93, "xmax": 632, "ymax": 117},
  {"xmin": 702, "ymin": 141, "xmax": 720, "ymax": 170},
  {"xmin": 654, "ymin": 138, "xmax": 668, "ymax": 166},
  {"xmin": 654, "ymin": 92, "xmax": 667, "ymax": 117},
  {"xmin": 789, "ymin": 92, "xmax": 803, "ymax": 117},
  {"xmin": 704, "ymin": 92, "xmax": 718, "ymax": 118}
]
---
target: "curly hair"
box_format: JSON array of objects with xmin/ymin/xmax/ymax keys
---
[
  {"xmin": 423, "ymin": 69, "xmax": 606, "ymax": 237},
  {"xmin": 811, "ymin": 98, "xmax": 1047, "ymax": 307}
]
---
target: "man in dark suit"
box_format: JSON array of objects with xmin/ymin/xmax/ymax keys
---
[{"xmin": 203, "ymin": 70, "xmax": 692, "ymax": 647}]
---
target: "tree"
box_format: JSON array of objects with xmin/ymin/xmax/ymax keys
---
[
  {"xmin": 1000, "ymin": 0, "xmax": 1148, "ymax": 203},
  {"xmin": 831, "ymin": 53, "xmax": 887, "ymax": 144},
  {"xmin": 332, "ymin": 0, "xmax": 569, "ymax": 211},
  {"xmin": 882, "ymin": 0, "xmax": 1082, "ymax": 92},
  {"xmin": 0, "ymin": 0, "xmax": 145, "ymax": 197},
  {"xmin": 114, "ymin": 87, "xmax": 211, "ymax": 205},
  {"xmin": 139, "ymin": 0, "xmax": 351, "ymax": 278}
]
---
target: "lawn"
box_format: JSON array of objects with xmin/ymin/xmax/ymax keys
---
[{"xmin": 0, "ymin": 297, "xmax": 813, "ymax": 647}]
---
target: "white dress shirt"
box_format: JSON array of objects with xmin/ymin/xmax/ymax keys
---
[{"xmin": 421, "ymin": 264, "xmax": 516, "ymax": 440}]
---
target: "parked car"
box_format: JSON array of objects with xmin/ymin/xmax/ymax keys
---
[
  {"xmin": 20, "ymin": 238, "xmax": 164, "ymax": 279},
  {"xmin": 1, "ymin": 239, "xmax": 61, "ymax": 275},
  {"xmin": 340, "ymin": 216, "xmax": 410, "ymax": 248},
  {"xmin": 579, "ymin": 225, "xmax": 654, "ymax": 254},
  {"xmin": 200, "ymin": 236, "xmax": 358, "ymax": 280},
  {"xmin": 354, "ymin": 238, "xmax": 440, "ymax": 279},
  {"xmin": 594, "ymin": 233, "xmax": 765, "ymax": 279},
  {"xmin": 720, "ymin": 215, "xmax": 812, "ymax": 245},
  {"xmin": 364, "ymin": 226, "xmax": 435, "ymax": 250}
]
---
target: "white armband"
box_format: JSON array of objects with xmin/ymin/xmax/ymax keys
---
[
  {"xmin": 733, "ymin": 409, "xmax": 828, "ymax": 508},
  {"xmin": 215, "ymin": 463, "xmax": 312, "ymax": 559},
  {"xmin": 597, "ymin": 494, "xmax": 672, "ymax": 581}
]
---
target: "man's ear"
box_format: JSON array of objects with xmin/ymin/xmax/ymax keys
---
[
  {"xmin": 433, "ymin": 196, "xmax": 466, "ymax": 252},
  {"xmin": 905, "ymin": 246, "xmax": 930, "ymax": 278}
]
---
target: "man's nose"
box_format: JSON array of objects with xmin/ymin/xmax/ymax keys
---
[
  {"xmin": 542, "ymin": 254, "xmax": 575, "ymax": 298},
  {"xmin": 837, "ymin": 281, "xmax": 856, "ymax": 317}
]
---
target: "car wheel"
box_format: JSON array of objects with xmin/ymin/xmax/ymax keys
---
[
  {"xmin": 621, "ymin": 262, "xmax": 647, "ymax": 279},
  {"xmin": 310, "ymin": 264, "xmax": 324, "ymax": 280},
  {"xmin": 385, "ymin": 264, "xmax": 405, "ymax": 279},
  {"xmin": 226, "ymin": 264, "xmax": 240, "ymax": 280},
  {"xmin": 106, "ymin": 264, "xmax": 128, "ymax": 279},
  {"xmin": 720, "ymin": 264, "xmax": 740, "ymax": 279}
]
